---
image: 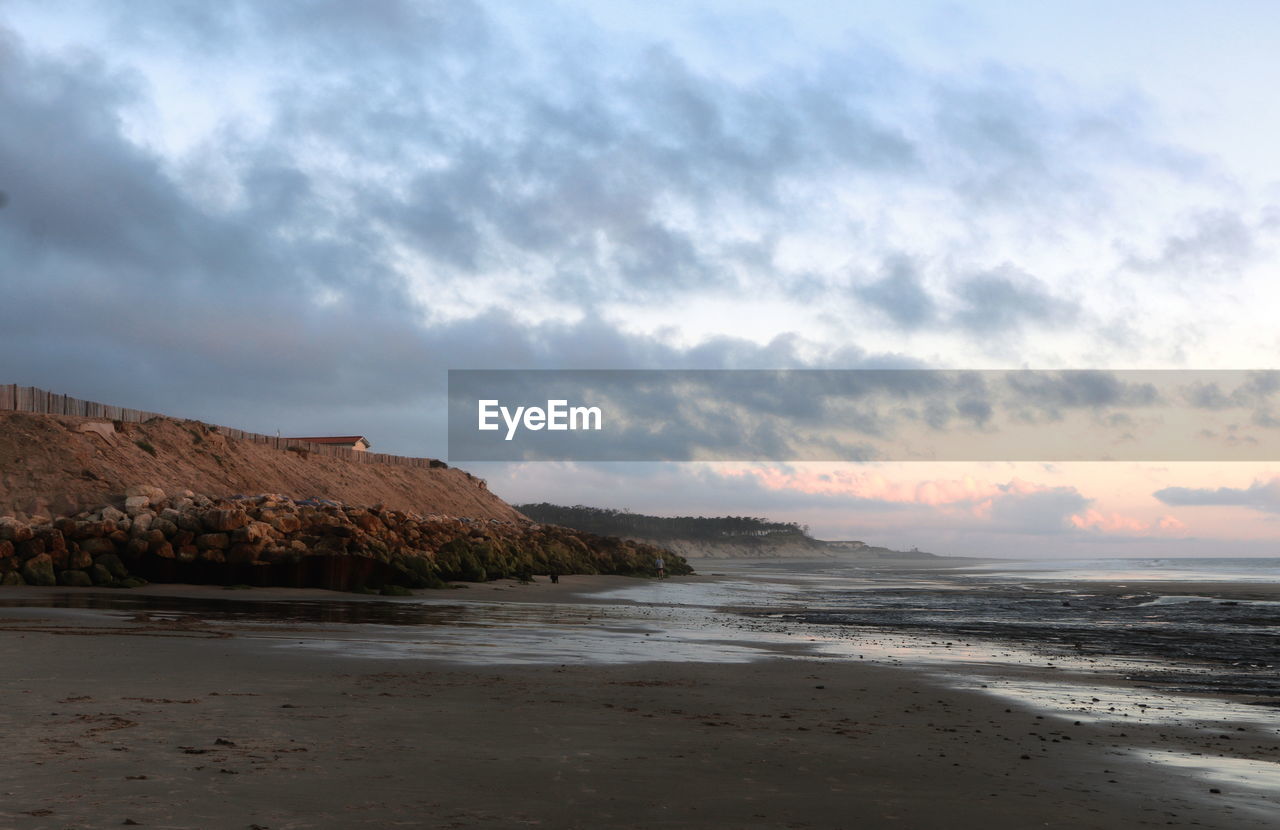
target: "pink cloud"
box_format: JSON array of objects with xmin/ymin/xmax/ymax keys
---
[
  {"xmin": 718, "ymin": 469, "xmax": 1090, "ymax": 528},
  {"xmin": 719, "ymin": 466, "xmax": 1002, "ymax": 506},
  {"xmin": 715, "ymin": 466, "xmax": 1191, "ymax": 537},
  {"xmin": 1069, "ymin": 509, "xmax": 1187, "ymax": 535}
]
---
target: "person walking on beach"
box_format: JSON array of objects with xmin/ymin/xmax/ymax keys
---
[{"xmin": 654, "ymin": 555, "xmax": 665, "ymax": 579}]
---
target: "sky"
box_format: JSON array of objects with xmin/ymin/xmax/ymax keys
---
[{"xmin": 2, "ymin": 0, "xmax": 1280, "ymax": 557}]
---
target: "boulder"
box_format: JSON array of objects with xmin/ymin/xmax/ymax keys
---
[
  {"xmin": 16, "ymin": 538, "xmax": 46, "ymax": 560},
  {"xmin": 130, "ymin": 513, "xmax": 156, "ymax": 536},
  {"xmin": 100, "ymin": 506, "xmax": 128, "ymax": 524},
  {"xmin": 148, "ymin": 541, "xmax": 175, "ymax": 559},
  {"xmin": 95, "ymin": 553, "xmax": 129, "ymax": 580},
  {"xmin": 176, "ymin": 513, "xmax": 203, "ymax": 533},
  {"xmin": 350, "ymin": 511, "xmax": 385, "ymax": 533},
  {"xmin": 124, "ymin": 495, "xmax": 152, "ymax": 515},
  {"xmin": 270, "ymin": 514, "xmax": 302, "ymax": 534},
  {"xmin": 196, "ymin": 533, "xmax": 230, "ymax": 550},
  {"xmin": 72, "ymin": 520, "xmax": 115, "ymax": 539},
  {"xmin": 48, "ymin": 547, "xmax": 70, "ymax": 570},
  {"xmin": 58, "ymin": 570, "xmax": 93, "ymax": 587},
  {"xmin": 203, "ymin": 508, "xmax": 250, "ymax": 532},
  {"xmin": 0, "ymin": 517, "xmax": 33, "ymax": 544},
  {"xmin": 0, "ymin": 540, "xmax": 12, "ymax": 560},
  {"xmin": 1, "ymin": 571, "xmax": 24, "ymax": 586},
  {"xmin": 20, "ymin": 554, "xmax": 56, "ymax": 586},
  {"xmin": 35, "ymin": 528, "xmax": 66, "ymax": 553},
  {"xmin": 232, "ymin": 521, "xmax": 275, "ymax": 545},
  {"xmin": 79, "ymin": 537, "xmax": 118, "ymax": 557},
  {"xmin": 125, "ymin": 485, "xmax": 166, "ymax": 502},
  {"xmin": 66, "ymin": 547, "xmax": 93, "ymax": 570},
  {"xmin": 89, "ymin": 563, "xmax": 114, "ymax": 585}
]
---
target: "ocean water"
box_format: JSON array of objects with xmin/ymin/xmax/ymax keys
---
[
  {"xmin": 957, "ymin": 556, "xmax": 1280, "ymax": 584},
  {"xmin": 2, "ymin": 556, "xmax": 1275, "ymax": 699},
  {"xmin": 746, "ymin": 556, "xmax": 1280, "ymax": 701}
]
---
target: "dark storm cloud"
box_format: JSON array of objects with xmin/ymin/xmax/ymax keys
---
[
  {"xmin": 1180, "ymin": 372, "xmax": 1280, "ymax": 409},
  {"xmin": 0, "ymin": 50, "xmax": 195, "ymax": 275},
  {"xmin": 854, "ymin": 256, "xmax": 937, "ymax": 328},
  {"xmin": 1004, "ymin": 371, "xmax": 1161, "ymax": 413},
  {"xmin": 134, "ymin": 1, "xmax": 1164, "ymax": 308},
  {"xmin": 955, "ymin": 395, "xmax": 994, "ymax": 428},
  {"xmin": 2, "ymin": 0, "xmax": 1169, "ymax": 320},
  {"xmin": 1178, "ymin": 372, "xmax": 1280, "ymax": 434},
  {"xmin": 0, "ymin": 30, "xmax": 424, "ymax": 416},
  {"xmin": 0, "ymin": 1, "xmax": 941, "ymax": 455},
  {"xmin": 986, "ymin": 484, "xmax": 1090, "ymax": 535},
  {"xmin": 1154, "ymin": 478, "xmax": 1280, "ymax": 513},
  {"xmin": 951, "ymin": 268, "xmax": 1078, "ymax": 332},
  {"xmin": 0, "ymin": 1, "xmax": 1214, "ymax": 463}
]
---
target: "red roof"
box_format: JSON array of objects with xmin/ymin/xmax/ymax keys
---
[{"xmin": 286, "ymin": 436, "xmax": 370, "ymax": 446}]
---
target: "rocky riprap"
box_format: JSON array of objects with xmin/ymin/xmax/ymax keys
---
[{"xmin": 0, "ymin": 486, "xmax": 689, "ymax": 592}]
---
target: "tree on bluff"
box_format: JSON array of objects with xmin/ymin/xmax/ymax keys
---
[{"xmin": 515, "ymin": 503, "xmax": 810, "ymax": 542}]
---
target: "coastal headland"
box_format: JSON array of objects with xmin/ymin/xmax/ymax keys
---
[{"xmin": 0, "ymin": 408, "xmax": 688, "ymax": 590}]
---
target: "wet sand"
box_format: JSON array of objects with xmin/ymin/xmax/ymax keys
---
[{"xmin": 1, "ymin": 577, "xmax": 1277, "ymax": 829}]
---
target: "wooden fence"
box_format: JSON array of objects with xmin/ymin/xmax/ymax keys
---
[{"xmin": 0, "ymin": 384, "xmax": 447, "ymax": 470}]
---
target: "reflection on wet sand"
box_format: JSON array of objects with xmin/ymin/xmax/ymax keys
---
[{"xmin": 2, "ymin": 559, "xmax": 1278, "ymax": 815}]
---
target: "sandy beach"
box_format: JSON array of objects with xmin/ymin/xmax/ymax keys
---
[{"xmin": 2, "ymin": 572, "xmax": 1277, "ymax": 830}]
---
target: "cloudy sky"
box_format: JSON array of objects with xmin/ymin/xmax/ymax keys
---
[{"xmin": 3, "ymin": 0, "xmax": 1280, "ymax": 556}]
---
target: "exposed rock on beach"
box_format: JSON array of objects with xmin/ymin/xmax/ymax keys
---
[{"xmin": 1, "ymin": 487, "xmax": 688, "ymax": 591}]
